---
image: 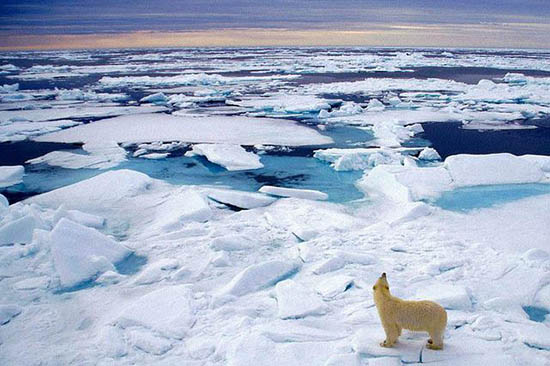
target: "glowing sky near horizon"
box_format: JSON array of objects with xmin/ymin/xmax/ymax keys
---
[{"xmin": 1, "ymin": 0, "xmax": 549, "ymax": 49}]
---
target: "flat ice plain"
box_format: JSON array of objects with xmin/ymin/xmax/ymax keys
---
[{"xmin": 1, "ymin": 47, "xmax": 550, "ymax": 365}]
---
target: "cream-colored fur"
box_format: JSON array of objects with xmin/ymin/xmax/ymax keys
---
[{"xmin": 373, "ymin": 273, "xmax": 447, "ymax": 350}]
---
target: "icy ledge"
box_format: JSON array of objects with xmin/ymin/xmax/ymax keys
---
[
  {"xmin": 0, "ymin": 166, "xmax": 24, "ymax": 188},
  {"xmin": 359, "ymin": 153, "xmax": 550, "ymax": 202},
  {"xmin": 186, "ymin": 144, "xmax": 263, "ymax": 171}
]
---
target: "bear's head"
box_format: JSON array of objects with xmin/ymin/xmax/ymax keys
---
[{"xmin": 373, "ymin": 272, "xmax": 390, "ymax": 297}]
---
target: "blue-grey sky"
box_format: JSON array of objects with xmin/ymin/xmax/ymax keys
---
[{"xmin": 1, "ymin": 0, "xmax": 549, "ymax": 49}]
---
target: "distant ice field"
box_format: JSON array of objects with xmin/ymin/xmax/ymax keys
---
[{"xmin": 2, "ymin": 47, "xmax": 550, "ymax": 366}]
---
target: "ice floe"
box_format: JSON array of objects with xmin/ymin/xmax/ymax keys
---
[
  {"xmin": 35, "ymin": 113, "xmax": 333, "ymax": 146},
  {"xmin": 186, "ymin": 143, "xmax": 264, "ymax": 171},
  {"xmin": 0, "ymin": 165, "xmax": 24, "ymax": 188}
]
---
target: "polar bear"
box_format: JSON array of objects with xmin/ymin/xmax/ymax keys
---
[{"xmin": 373, "ymin": 273, "xmax": 447, "ymax": 350}]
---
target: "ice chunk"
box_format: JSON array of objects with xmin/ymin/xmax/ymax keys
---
[
  {"xmin": 312, "ymin": 257, "xmax": 347, "ymax": 275},
  {"xmin": 259, "ymin": 186, "xmax": 328, "ymax": 200},
  {"xmin": 210, "ymin": 234, "xmax": 253, "ymax": 251},
  {"xmin": 358, "ymin": 165, "xmax": 452, "ymax": 202},
  {"xmin": 0, "ymin": 305, "xmax": 22, "ymax": 325},
  {"xmin": 35, "ymin": 113, "xmax": 333, "ymax": 146},
  {"xmin": 275, "ymin": 279, "xmax": 327, "ymax": 319},
  {"xmin": 0, "ymin": 193, "xmax": 8, "ymax": 208},
  {"xmin": 27, "ymin": 141, "xmax": 127, "ymax": 170},
  {"xmin": 220, "ymin": 260, "xmax": 301, "ymax": 297},
  {"xmin": 207, "ymin": 188, "xmax": 276, "ymax": 209},
  {"xmin": 418, "ymin": 147, "xmax": 441, "ymax": 161},
  {"xmin": 230, "ymin": 94, "xmax": 333, "ymax": 115},
  {"xmin": 444, "ymin": 153, "xmax": 545, "ymax": 187},
  {"xmin": 28, "ymin": 169, "xmax": 156, "ymax": 211},
  {"xmin": 0, "ymin": 119, "xmax": 82, "ymax": 142},
  {"xmin": 0, "ymin": 215, "xmax": 41, "ymax": 245},
  {"xmin": 187, "ymin": 144, "xmax": 263, "ymax": 171},
  {"xmin": 415, "ymin": 283, "xmax": 472, "ymax": 310},
  {"xmin": 50, "ymin": 218, "xmax": 132, "ymax": 288},
  {"xmin": 52, "ymin": 206, "xmax": 105, "ymax": 229},
  {"xmin": 315, "ymin": 275, "xmax": 354, "ymax": 298},
  {"xmin": 139, "ymin": 92, "xmax": 169, "ymax": 105},
  {"xmin": 521, "ymin": 323, "xmax": 550, "ymax": 350},
  {"xmin": 0, "ymin": 165, "xmax": 24, "ymax": 188},
  {"xmin": 149, "ymin": 189, "xmax": 212, "ymax": 232},
  {"xmin": 13, "ymin": 276, "xmax": 50, "ymax": 290},
  {"xmin": 140, "ymin": 153, "xmax": 169, "ymax": 159},
  {"xmin": 114, "ymin": 285, "xmax": 195, "ymax": 339},
  {"xmin": 0, "ymin": 105, "xmax": 167, "ymax": 124},
  {"xmin": 314, "ymin": 147, "xmax": 405, "ymax": 171},
  {"xmin": 133, "ymin": 258, "xmax": 179, "ymax": 285}
]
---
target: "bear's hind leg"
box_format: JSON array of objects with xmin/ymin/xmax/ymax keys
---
[{"xmin": 426, "ymin": 329, "xmax": 443, "ymax": 350}]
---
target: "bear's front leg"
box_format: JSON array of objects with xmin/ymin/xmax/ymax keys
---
[{"xmin": 380, "ymin": 322, "xmax": 399, "ymax": 347}]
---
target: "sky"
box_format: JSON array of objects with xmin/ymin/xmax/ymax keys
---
[{"xmin": 1, "ymin": 0, "xmax": 549, "ymax": 49}]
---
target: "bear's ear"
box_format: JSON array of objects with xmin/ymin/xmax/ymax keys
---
[{"xmin": 373, "ymin": 285, "xmax": 377, "ymax": 290}]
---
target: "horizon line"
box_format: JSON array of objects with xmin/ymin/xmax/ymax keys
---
[{"xmin": 1, "ymin": 25, "xmax": 550, "ymax": 51}]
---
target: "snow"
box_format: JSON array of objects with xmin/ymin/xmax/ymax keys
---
[
  {"xmin": 186, "ymin": 144, "xmax": 264, "ymax": 171},
  {"xmin": 3, "ymin": 48, "xmax": 550, "ymax": 365},
  {"xmin": 259, "ymin": 186, "xmax": 329, "ymax": 200},
  {"xmin": 49, "ymin": 218, "xmax": 132, "ymax": 288},
  {"xmin": 0, "ymin": 119, "xmax": 82, "ymax": 142},
  {"xmin": 220, "ymin": 260, "xmax": 301, "ymax": 297},
  {"xmin": 275, "ymin": 279, "xmax": 328, "ymax": 319},
  {"xmin": 35, "ymin": 113, "xmax": 333, "ymax": 146},
  {"xmin": 0, "ymin": 305, "xmax": 22, "ymax": 325},
  {"xmin": 415, "ymin": 284, "xmax": 472, "ymax": 310},
  {"xmin": 114, "ymin": 285, "xmax": 196, "ymax": 339},
  {"xmin": 0, "ymin": 165, "xmax": 24, "ymax": 188}
]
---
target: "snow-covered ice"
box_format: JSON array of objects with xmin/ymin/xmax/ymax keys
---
[
  {"xmin": 0, "ymin": 165, "xmax": 24, "ymax": 188},
  {"xmin": 186, "ymin": 143, "xmax": 264, "ymax": 171},
  {"xmin": 35, "ymin": 113, "xmax": 333, "ymax": 146}
]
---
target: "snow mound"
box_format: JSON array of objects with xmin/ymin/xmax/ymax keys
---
[
  {"xmin": 275, "ymin": 279, "xmax": 328, "ymax": 319},
  {"xmin": 0, "ymin": 165, "xmax": 24, "ymax": 188},
  {"xmin": 259, "ymin": 186, "xmax": 328, "ymax": 200},
  {"xmin": 220, "ymin": 260, "xmax": 301, "ymax": 297},
  {"xmin": 114, "ymin": 285, "xmax": 195, "ymax": 339},
  {"xmin": 351, "ymin": 328, "xmax": 422, "ymax": 363},
  {"xmin": 35, "ymin": 113, "xmax": 333, "ymax": 146},
  {"xmin": 187, "ymin": 144, "xmax": 263, "ymax": 171},
  {"xmin": 415, "ymin": 283, "xmax": 472, "ymax": 310},
  {"xmin": 210, "ymin": 234, "xmax": 253, "ymax": 251},
  {"xmin": 207, "ymin": 188, "xmax": 276, "ymax": 209},
  {"xmin": 49, "ymin": 218, "xmax": 132, "ymax": 288}
]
